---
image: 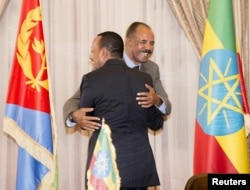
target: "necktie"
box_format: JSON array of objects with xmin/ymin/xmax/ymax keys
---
[{"xmin": 133, "ymin": 66, "xmax": 140, "ymax": 70}]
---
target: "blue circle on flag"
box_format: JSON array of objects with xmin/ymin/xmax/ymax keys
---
[
  {"xmin": 196, "ymin": 49, "xmax": 244, "ymax": 136},
  {"xmin": 92, "ymin": 149, "xmax": 112, "ymax": 178}
]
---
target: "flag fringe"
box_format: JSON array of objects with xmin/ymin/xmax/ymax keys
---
[
  {"xmin": 102, "ymin": 119, "xmax": 121, "ymax": 188},
  {"xmin": 3, "ymin": 116, "xmax": 56, "ymax": 171},
  {"xmin": 244, "ymin": 114, "xmax": 250, "ymax": 136}
]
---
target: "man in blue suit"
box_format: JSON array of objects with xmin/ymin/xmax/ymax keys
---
[{"xmin": 80, "ymin": 31, "xmax": 163, "ymax": 189}]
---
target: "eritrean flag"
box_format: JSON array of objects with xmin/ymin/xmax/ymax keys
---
[
  {"xmin": 87, "ymin": 119, "xmax": 120, "ymax": 190},
  {"xmin": 3, "ymin": 0, "xmax": 58, "ymax": 189},
  {"xmin": 194, "ymin": 0, "xmax": 250, "ymax": 174}
]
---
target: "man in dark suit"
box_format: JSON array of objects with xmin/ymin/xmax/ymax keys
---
[
  {"xmin": 63, "ymin": 22, "xmax": 171, "ymax": 130},
  {"xmin": 80, "ymin": 31, "xmax": 163, "ymax": 189}
]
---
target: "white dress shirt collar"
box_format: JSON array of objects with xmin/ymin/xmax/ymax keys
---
[{"xmin": 123, "ymin": 52, "xmax": 141, "ymax": 69}]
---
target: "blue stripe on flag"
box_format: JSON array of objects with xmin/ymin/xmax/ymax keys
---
[
  {"xmin": 5, "ymin": 104, "xmax": 53, "ymax": 152},
  {"xmin": 16, "ymin": 147, "xmax": 49, "ymax": 190}
]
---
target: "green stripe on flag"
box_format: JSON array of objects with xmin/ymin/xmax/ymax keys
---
[{"xmin": 208, "ymin": 0, "xmax": 235, "ymax": 51}]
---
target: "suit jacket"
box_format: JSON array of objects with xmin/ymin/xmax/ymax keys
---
[
  {"xmin": 140, "ymin": 60, "xmax": 171, "ymax": 114},
  {"xmin": 63, "ymin": 59, "xmax": 171, "ymax": 125},
  {"xmin": 79, "ymin": 59, "xmax": 163, "ymax": 187}
]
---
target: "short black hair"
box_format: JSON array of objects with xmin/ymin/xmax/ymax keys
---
[
  {"xmin": 97, "ymin": 31, "xmax": 124, "ymax": 59},
  {"xmin": 125, "ymin": 22, "xmax": 151, "ymax": 38}
]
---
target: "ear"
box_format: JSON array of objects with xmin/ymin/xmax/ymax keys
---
[
  {"xmin": 126, "ymin": 37, "xmax": 135, "ymax": 49},
  {"xmin": 99, "ymin": 48, "xmax": 111, "ymax": 66},
  {"xmin": 101, "ymin": 47, "xmax": 111, "ymax": 59},
  {"xmin": 126, "ymin": 37, "xmax": 132, "ymax": 46}
]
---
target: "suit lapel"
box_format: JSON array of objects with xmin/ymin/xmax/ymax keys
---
[{"xmin": 140, "ymin": 63, "xmax": 147, "ymax": 73}]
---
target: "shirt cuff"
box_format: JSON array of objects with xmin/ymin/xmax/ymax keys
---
[
  {"xmin": 66, "ymin": 116, "xmax": 76, "ymax": 127},
  {"xmin": 155, "ymin": 96, "xmax": 167, "ymax": 114}
]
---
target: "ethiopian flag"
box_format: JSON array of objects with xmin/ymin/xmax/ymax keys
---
[
  {"xmin": 87, "ymin": 119, "xmax": 120, "ymax": 190},
  {"xmin": 3, "ymin": 0, "xmax": 58, "ymax": 189},
  {"xmin": 194, "ymin": 0, "xmax": 250, "ymax": 174}
]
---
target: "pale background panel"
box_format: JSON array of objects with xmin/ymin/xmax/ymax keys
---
[{"xmin": 0, "ymin": 0, "xmax": 224, "ymax": 189}]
